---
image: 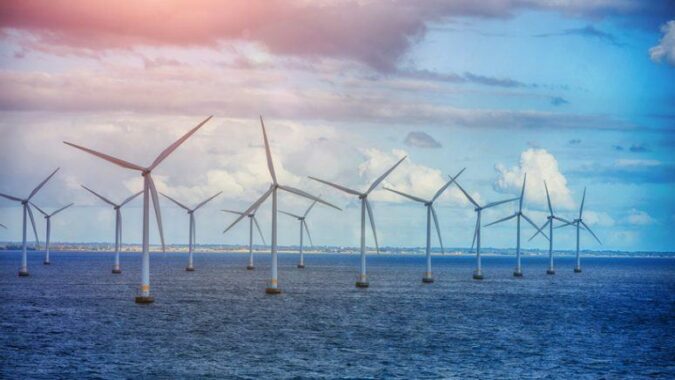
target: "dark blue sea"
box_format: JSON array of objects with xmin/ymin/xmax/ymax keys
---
[{"xmin": 1, "ymin": 251, "xmax": 673, "ymax": 379}]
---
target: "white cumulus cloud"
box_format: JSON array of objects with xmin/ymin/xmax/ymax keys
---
[
  {"xmin": 649, "ymin": 20, "xmax": 675, "ymax": 66},
  {"xmin": 493, "ymin": 148, "xmax": 574, "ymax": 210},
  {"xmin": 625, "ymin": 209, "xmax": 655, "ymax": 225}
]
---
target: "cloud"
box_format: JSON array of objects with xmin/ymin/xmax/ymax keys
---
[
  {"xmin": 404, "ymin": 131, "xmax": 442, "ymax": 149},
  {"xmin": 650, "ymin": 20, "xmax": 675, "ymax": 66},
  {"xmin": 535, "ymin": 25, "xmax": 624, "ymax": 47},
  {"xmin": 613, "ymin": 145, "xmax": 624, "ymax": 151},
  {"xmin": 568, "ymin": 138, "xmax": 582, "ymax": 145},
  {"xmin": 569, "ymin": 159, "xmax": 675, "ymax": 184},
  {"xmin": 625, "ymin": 209, "xmax": 655, "ymax": 225},
  {"xmin": 628, "ymin": 143, "xmax": 650, "ymax": 152},
  {"xmin": 0, "ymin": 1, "xmax": 657, "ymax": 71},
  {"xmin": 583, "ymin": 210, "xmax": 615, "ymax": 227},
  {"xmin": 493, "ymin": 148, "xmax": 575, "ymax": 210},
  {"xmin": 551, "ymin": 96, "xmax": 569, "ymax": 106},
  {"xmin": 395, "ymin": 69, "xmax": 531, "ymax": 88}
]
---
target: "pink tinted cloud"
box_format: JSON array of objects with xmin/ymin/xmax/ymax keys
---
[{"xmin": 0, "ymin": 0, "xmax": 645, "ymax": 71}]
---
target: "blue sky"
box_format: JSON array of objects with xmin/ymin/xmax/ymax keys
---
[{"xmin": 0, "ymin": 1, "xmax": 673, "ymax": 252}]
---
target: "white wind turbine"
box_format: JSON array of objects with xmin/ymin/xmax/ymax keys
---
[
  {"xmin": 161, "ymin": 191, "xmax": 222, "ymax": 271},
  {"xmin": 223, "ymin": 204, "xmax": 266, "ymax": 270},
  {"xmin": 279, "ymin": 197, "xmax": 327, "ymax": 269},
  {"xmin": 556, "ymin": 187, "xmax": 601, "ymax": 273},
  {"xmin": 64, "ymin": 116, "xmax": 212, "ymax": 303},
  {"xmin": 310, "ymin": 155, "xmax": 407, "ymax": 288},
  {"xmin": 223, "ymin": 117, "xmax": 340, "ymax": 294},
  {"xmin": 527, "ymin": 181, "xmax": 572, "ymax": 274},
  {"xmin": 484, "ymin": 174, "xmax": 548, "ymax": 278},
  {"xmin": 384, "ymin": 168, "xmax": 465, "ymax": 283},
  {"xmin": 82, "ymin": 186, "xmax": 142, "ymax": 274},
  {"xmin": 0, "ymin": 168, "xmax": 59, "ymax": 277},
  {"xmin": 31, "ymin": 202, "xmax": 73, "ymax": 265},
  {"xmin": 453, "ymin": 178, "xmax": 520, "ymax": 280}
]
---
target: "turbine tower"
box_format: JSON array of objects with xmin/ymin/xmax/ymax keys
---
[
  {"xmin": 223, "ymin": 117, "xmax": 340, "ymax": 294},
  {"xmin": 310, "ymin": 156, "xmax": 406, "ymax": 288},
  {"xmin": 527, "ymin": 181, "xmax": 572, "ymax": 274},
  {"xmin": 0, "ymin": 168, "xmax": 59, "ymax": 277},
  {"xmin": 32, "ymin": 202, "xmax": 73, "ymax": 265},
  {"xmin": 223, "ymin": 205, "xmax": 266, "ymax": 270},
  {"xmin": 161, "ymin": 191, "xmax": 222, "ymax": 271},
  {"xmin": 453, "ymin": 179, "xmax": 519, "ymax": 280},
  {"xmin": 279, "ymin": 197, "xmax": 327, "ymax": 269},
  {"xmin": 65, "ymin": 116, "xmax": 212, "ymax": 304},
  {"xmin": 556, "ymin": 187, "xmax": 601, "ymax": 272},
  {"xmin": 384, "ymin": 168, "xmax": 465, "ymax": 283},
  {"xmin": 82, "ymin": 186, "xmax": 142, "ymax": 274},
  {"xmin": 484, "ymin": 174, "xmax": 548, "ymax": 277}
]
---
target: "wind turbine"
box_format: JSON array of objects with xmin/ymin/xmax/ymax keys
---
[
  {"xmin": 223, "ymin": 204, "xmax": 266, "ymax": 270},
  {"xmin": 82, "ymin": 186, "xmax": 142, "ymax": 274},
  {"xmin": 310, "ymin": 155, "xmax": 406, "ymax": 288},
  {"xmin": 384, "ymin": 168, "xmax": 465, "ymax": 283},
  {"xmin": 527, "ymin": 181, "xmax": 572, "ymax": 274},
  {"xmin": 0, "ymin": 223, "xmax": 6, "ymax": 229},
  {"xmin": 279, "ymin": 197, "xmax": 327, "ymax": 269},
  {"xmin": 223, "ymin": 117, "xmax": 340, "ymax": 294},
  {"xmin": 161, "ymin": 191, "xmax": 222, "ymax": 271},
  {"xmin": 64, "ymin": 116, "xmax": 212, "ymax": 304},
  {"xmin": 556, "ymin": 187, "xmax": 601, "ymax": 273},
  {"xmin": 31, "ymin": 202, "xmax": 73, "ymax": 265},
  {"xmin": 484, "ymin": 174, "xmax": 548, "ymax": 278},
  {"xmin": 0, "ymin": 168, "xmax": 59, "ymax": 277},
  {"xmin": 453, "ymin": 179, "xmax": 520, "ymax": 280}
]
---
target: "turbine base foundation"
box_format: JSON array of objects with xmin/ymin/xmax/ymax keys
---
[
  {"xmin": 513, "ymin": 271, "xmax": 524, "ymax": 278},
  {"xmin": 422, "ymin": 277, "xmax": 434, "ymax": 283},
  {"xmin": 135, "ymin": 296, "xmax": 154, "ymax": 304},
  {"xmin": 112, "ymin": 269, "xmax": 122, "ymax": 274},
  {"xmin": 18, "ymin": 270, "xmax": 29, "ymax": 277},
  {"xmin": 43, "ymin": 261, "xmax": 50, "ymax": 265},
  {"xmin": 546, "ymin": 269, "xmax": 556, "ymax": 275},
  {"xmin": 355, "ymin": 281, "xmax": 369, "ymax": 288},
  {"xmin": 574, "ymin": 267, "xmax": 582, "ymax": 273},
  {"xmin": 246, "ymin": 265, "xmax": 255, "ymax": 270},
  {"xmin": 265, "ymin": 287, "xmax": 282, "ymax": 295},
  {"xmin": 185, "ymin": 267, "xmax": 195, "ymax": 272},
  {"xmin": 473, "ymin": 271, "xmax": 484, "ymax": 280},
  {"xmin": 297, "ymin": 264, "xmax": 305, "ymax": 269}
]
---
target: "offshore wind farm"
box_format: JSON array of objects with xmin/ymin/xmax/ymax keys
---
[{"xmin": 1, "ymin": 1, "xmax": 673, "ymax": 379}]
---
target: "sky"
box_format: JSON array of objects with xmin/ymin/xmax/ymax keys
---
[{"xmin": 0, "ymin": 1, "xmax": 674, "ymax": 252}]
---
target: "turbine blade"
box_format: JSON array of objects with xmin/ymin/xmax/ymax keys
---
[
  {"xmin": 27, "ymin": 204, "xmax": 40, "ymax": 248},
  {"xmin": 259, "ymin": 116, "xmax": 277, "ymax": 184},
  {"xmin": 303, "ymin": 220, "xmax": 314, "ymax": 247},
  {"xmin": 453, "ymin": 181, "xmax": 480, "ymax": 208},
  {"xmin": 521, "ymin": 213, "xmax": 548, "ymax": 240},
  {"xmin": 0, "ymin": 192, "xmax": 22, "ymax": 202},
  {"xmin": 303, "ymin": 200, "xmax": 318, "ymax": 218},
  {"xmin": 224, "ymin": 186, "xmax": 273, "ymax": 234},
  {"xmin": 430, "ymin": 205, "xmax": 444, "ymax": 254},
  {"xmin": 279, "ymin": 210, "xmax": 302, "ymax": 219},
  {"xmin": 50, "ymin": 203, "xmax": 73, "ymax": 217},
  {"xmin": 383, "ymin": 187, "xmax": 426, "ymax": 203},
  {"xmin": 147, "ymin": 175, "xmax": 165, "ymax": 252},
  {"xmin": 471, "ymin": 216, "xmax": 478, "ymax": 250},
  {"xmin": 160, "ymin": 192, "xmax": 190, "ymax": 211},
  {"xmin": 308, "ymin": 176, "xmax": 361, "ymax": 196},
  {"xmin": 519, "ymin": 173, "xmax": 527, "ymax": 212},
  {"xmin": 64, "ymin": 142, "xmax": 144, "ymax": 171},
  {"xmin": 484, "ymin": 213, "xmax": 517, "ymax": 228},
  {"xmin": 553, "ymin": 216, "xmax": 572, "ymax": 224},
  {"xmin": 28, "ymin": 168, "xmax": 60, "ymax": 200},
  {"xmin": 253, "ymin": 216, "xmax": 266, "ymax": 245},
  {"xmin": 149, "ymin": 116, "xmax": 213, "ymax": 171},
  {"xmin": 0, "ymin": 223, "xmax": 6, "ymax": 229},
  {"xmin": 554, "ymin": 221, "xmax": 575, "ymax": 229},
  {"xmin": 528, "ymin": 219, "xmax": 550, "ymax": 242},
  {"xmin": 579, "ymin": 187, "xmax": 586, "ymax": 219},
  {"xmin": 544, "ymin": 181, "xmax": 553, "ymax": 215},
  {"xmin": 221, "ymin": 209, "xmax": 245, "ymax": 216},
  {"xmin": 365, "ymin": 199, "xmax": 379, "ymax": 254},
  {"xmin": 193, "ymin": 191, "xmax": 222, "ymax": 211},
  {"xmin": 483, "ymin": 197, "xmax": 520, "ymax": 210},
  {"xmin": 580, "ymin": 220, "xmax": 602, "ymax": 245},
  {"xmin": 120, "ymin": 191, "xmax": 143, "ymax": 207},
  {"xmin": 30, "ymin": 202, "xmax": 48, "ymax": 217},
  {"xmin": 81, "ymin": 185, "xmax": 117, "ymax": 207},
  {"xmin": 366, "ymin": 155, "xmax": 406, "ymax": 194},
  {"xmin": 278, "ymin": 185, "xmax": 341, "ymax": 211},
  {"xmin": 432, "ymin": 168, "xmax": 465, "ymax": 202}
]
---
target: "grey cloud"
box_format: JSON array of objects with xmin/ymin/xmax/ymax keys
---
[
  {"xmin": 404, "ymin": 131, "xmax": 442, "ymax": 148},
  {"xmin": 551, "ymin": 96, "xmax": 570, "ymax": 106},
  {"xmin": 629, "ymin": 144, "xmax": 650, "ymax": 153},
  {"xmin": 568, "ymin": 138, "xmax": 581, "ymax": 145},
  {"xmin": 535, "ymin": 25, "xmax": 625, "ymax": 47}
]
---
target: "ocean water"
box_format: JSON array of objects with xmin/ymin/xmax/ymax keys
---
[{"xmin": 0, "ymin": 251, "xmax": 673, "ymax": 379}]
